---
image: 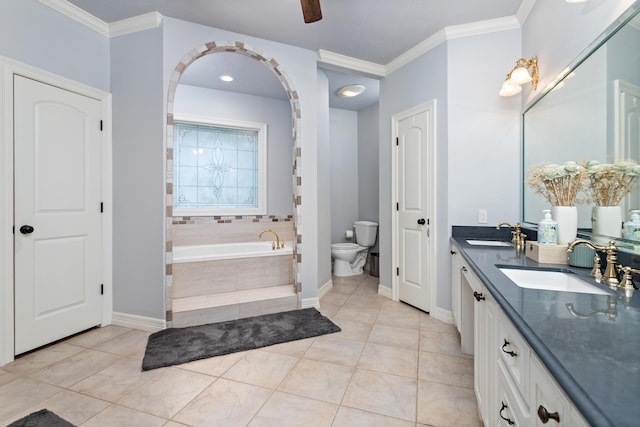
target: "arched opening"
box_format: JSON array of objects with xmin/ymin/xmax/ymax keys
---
[{"xmin": 164, "ymin": 41, "xmax": 302, "ymax": 324}]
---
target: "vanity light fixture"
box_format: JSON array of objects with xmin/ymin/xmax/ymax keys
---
[
  {"xmin": 499, "ymin": 56, "xmax": 539, "ymax": 97},
  {"xmin": 336, "ymin": 84, "xmax": 365, "ymax": 98},
  {"xmin": 219, "ymin": 74, "xmax": 234, "ymax": 82}
]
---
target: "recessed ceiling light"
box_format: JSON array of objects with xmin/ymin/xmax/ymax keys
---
[
  {"xmin": 337, "ymin": 84, "xmax": 365, "ymax": 98},
  {"xmin": 219, "ymin": 74, "xmax": 234, "ymax": 82}
]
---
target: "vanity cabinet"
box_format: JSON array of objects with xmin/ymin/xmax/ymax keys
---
[{"xmin": 451, "ymin": 242, "xmax": 590, "ymax": 427}]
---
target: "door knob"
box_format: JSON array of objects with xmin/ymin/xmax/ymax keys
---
[
  {"xmin": 19, "ymin": 225, "xmax": 34, "ymax": 234},
  {"xmin": 417, "ymin": 218, "xmax": 426, "ymax": 225}
]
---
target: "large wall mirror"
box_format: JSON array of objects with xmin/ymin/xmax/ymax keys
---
[{"xmin": 523, "ymin": 2, "xmax": 640, "ymax": 251}]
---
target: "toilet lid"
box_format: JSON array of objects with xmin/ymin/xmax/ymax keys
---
[{"xmin": 331, "ymin": 243, "xmax": 361, "ymax": 250}]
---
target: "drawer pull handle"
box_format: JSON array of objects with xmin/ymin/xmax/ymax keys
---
[
  {"xmin": 451, "ymin": 250, "xmax": 457, "ymax": 255},
  {"xmin": 538, "ymin": 405, "xmax": 560, "ymax": 423},
  {"xmin": 461, "ymin": 266, "xmax": 467, "ymax": 272},
  {"xmin": 473, "ymin": 291, "xmax": 485, "ymax": 301},
  {"xmin": 502, "ymin": 339, "xmax": 517, "ymax": 357},
  {"xmin": 499, "ymin": 402, "xmax": 515, "ymax": 425}
]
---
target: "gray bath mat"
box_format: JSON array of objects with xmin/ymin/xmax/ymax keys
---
[
  {"xmin": 142, "ymin": 308, "xmax": 340, "ymax": 371},
  {"xmin": 7, "ymin": 409, "xmax": 75, "ymax": 427}
]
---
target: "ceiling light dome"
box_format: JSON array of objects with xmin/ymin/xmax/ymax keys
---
[
  {"xmin": 337, "ymin": 84, "xmax": 365, "ymax": 98},
  {"xmin": 219, "ymin": 74, "xmax": 234, "ymax": 82}
]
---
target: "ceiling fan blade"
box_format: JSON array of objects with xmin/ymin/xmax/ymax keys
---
[{"xmin": 300, "ymin": 0, "xmax": 322, "ymax": 23}]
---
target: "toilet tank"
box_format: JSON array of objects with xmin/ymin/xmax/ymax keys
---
[{"xmin": 354, "ymin": 221, "xmax": 378, "ymax": 247}]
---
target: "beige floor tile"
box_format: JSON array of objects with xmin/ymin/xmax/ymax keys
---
[
  {"xmin": 333, "ymin": 305, "xmax": 379, "ymax": 325},
  {"xmin": 17, "ymin": 389, "xmax": 109, "ymax": 425},
  {"xmin": 375, "ymin": 309, "xmax": 420, "ymax": 330},
  {"xmin": 420, "ymin": 312, "xmax": 458, "ymax": 333},
  {"xmin": 82, "ymin": 404, "xmax": 167, "ymax": 427},
  {"xmin": 248, "ymin": 391, "xmax": 338, "ymax": 427},
  {"xmin": 303, "ymin": 338, "xmax": 364, "ymax": 367},
  {"xmin": 261, "ymin": 337, "xmax": 316, "ymax": 357},
  {"xmin": 417, "ymin": 380, "xmax": 482, "ymax": 426},
  {"xmin": 317, "ymin": 318, "xmax": 371, "ymax": 342},
  {"xmin": 70, "ymin": 357, "xmax": 163, "ymax": 402},
  {"xmin": 329, "ymin": 283, "xmax": 360, "ymax": 294},
  {"xmin": 222, "ymin": 350, "xmax": 298, "ymax": 389},
  {"xmin": 278, "ymin": 358, "xmax": 354, "ymax": 404},
  {"xmin": 28, "ymin": 348, "xmax": 121, "ymax": 388},
  {"xmin": 163, "ymin": 421, "xmax": 189, "ymax": 427},
  {"xmin": 178, "ymin": 351, "xmax": 247, "ymax": 376},
  {"xmin": 418, "ymin": 351, "xmax": 474, "ymax": 388},
  {"xmin": 94, "ymin": 329, "xmax": 152, "ymax": 357},
  {"xmin": 117, "ymin": 367, "xmax": 214, "ymax": 418},
  {"xmin": 419, "ymin": 329, "xmax": 468, "ymax": 356},
  {"xmin": 65, "ymin": 325, "xmax": 132, "ymax": 348},
  {"xmin": 342, "ymin": 369, "xmax": 417, "ymax": 421},
  {"xmin": 357, "ymin": 343, "xmax": 418, "ymax": 378},
  {"xmin": 0, "ymin": 377, "xmax": 61, "ymax": 423},
  {"xmin": 332, "ymin": 407, "xmax": 414, "ymax": 427},
  {"xmin": 173, "ymin": 378, "xmax": 272, "ymax": 427},
  {"xmin": 318, "ymin": 302, "xmax": 342, "ymax": 318},
  {"xmin": 321, "ymin": 292, "xmax": 351, "ymax": 306},
  {"xmin": 3, "ymin": 342, "xmax": 84, "ymax": 375},
  {"xmin": 368, "ymin": 324, "xmax": 420, "ymax": 350},
  {"xmin": 0, "ymin": 368, "xmax": 18, "ymax": 387}
]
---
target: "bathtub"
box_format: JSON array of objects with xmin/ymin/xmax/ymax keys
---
[{"xmin": 173, "ymin": 241, "xmax": 293, "ymax": 263}]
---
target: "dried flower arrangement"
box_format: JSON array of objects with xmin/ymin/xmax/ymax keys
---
[
  {"xmin": 525, "ymin": 161, "xmax": 588, "ymax": 206},
  {"xmin": 585, "ymin": 160, "xmax": 640, "ymax": 206}
]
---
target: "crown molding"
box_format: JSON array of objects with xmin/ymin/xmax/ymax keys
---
[
  {"xmin": 444, "ymin": 16, "xmax": 520, "ymax": 40},
  {"xmin": 516, "ymin": 0, "xmax": 537, "ymax": 26},
  {"xmin": 385, "ymin": 29, "xmax": 447, "ymax": 75},
  {"xmin": 317, "ymin": 50, "xmax": 386, "ymax": 77},
  {"xmin": 39, "ymin": 0, "xmax": 109, "ymax": 37},
  {"xmin": 110, "ymin": 12, "xmax": 164, "ymax": 38},
  {"xmin": 39, "ymin": 0, "xmax": 162, "ymax": 38}
]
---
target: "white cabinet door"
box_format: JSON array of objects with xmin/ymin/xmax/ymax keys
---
[{"xmin": 450, "ymin": 244, "xmax": 462, "ymax": 331}]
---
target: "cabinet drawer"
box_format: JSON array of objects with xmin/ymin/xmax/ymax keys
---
[
  {"xmin": 496, "ymin": 359, "xmax": 530, "ymax": 426},
  {"xmin": 497, "ymin": 309, "xmax": 530, "ymax": 404}
]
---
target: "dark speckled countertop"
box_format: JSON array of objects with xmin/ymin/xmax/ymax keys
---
[{"xmin": 451, "ymin": 229, "xmax": 640, "ymax": 427}]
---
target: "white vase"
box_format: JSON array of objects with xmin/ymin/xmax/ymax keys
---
[
  {"xmin": 551, "ymin": 206, "xmax": 578, "ymax": 245},
  {"xmin": 591, "ymin": 206, "xmax": 622, "ymax": 238}
]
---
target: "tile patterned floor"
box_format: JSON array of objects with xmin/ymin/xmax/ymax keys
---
[{"xmin": 0, "ymin": 274, "xmax": 482, "ymax": 426}]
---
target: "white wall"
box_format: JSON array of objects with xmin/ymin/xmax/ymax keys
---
[
  {"xmin": 358, "ymin": 102, "xmax": 380, "ymax": 227},
  {"xmin": 330, "ymin": 108, "xmax": 359, "ymax": 244},
  {"xmin": 174, "ymin": 84, "xmax": 294, "ymax": 215},
  {"xmin": 162, "ymin": 17, "xmax": 320, "ymax": 300}
]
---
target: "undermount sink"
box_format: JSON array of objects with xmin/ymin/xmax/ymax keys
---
[
  {"xmin": 498, "ymin": 267, "xmax": 610, "ymax": 295},
  {"xmin": 466, "ymin": 240, "xmax": 512, "ymax": 247}
]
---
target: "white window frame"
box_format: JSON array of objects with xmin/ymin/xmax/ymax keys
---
[{"xmin": 173, "ymin": 114, "xmax": 267, "ymax": 216}]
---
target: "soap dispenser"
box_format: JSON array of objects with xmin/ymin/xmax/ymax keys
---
[
  {"xmin": 538, "ymin": 209, "xmax": 558, "ymax": 245},
  {"xmin": 623, "ymin": 210, "xmax": 640, "ymax": 242}
]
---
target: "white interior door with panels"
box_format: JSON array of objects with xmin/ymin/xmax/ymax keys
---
[
  {"xmin": 13, "ymin": 74, "xmax": 105, "ymax": 354},
  {"xmin": 392, "ymin": 101, "xmax": 436, "ymax": 313}
]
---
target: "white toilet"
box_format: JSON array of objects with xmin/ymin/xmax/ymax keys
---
[{"xmin": 331, "ymin": 221, "xmax": 378, "ymax": 277}]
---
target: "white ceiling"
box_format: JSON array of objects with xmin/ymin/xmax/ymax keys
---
[{"xmin": 63, "ymin": 0, "xmax": 523, "ymax": 110}]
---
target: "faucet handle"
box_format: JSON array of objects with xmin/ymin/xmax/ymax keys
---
[
  {"xmin": 616, "ymin": 265, "xmax": 640, "ymax": 290},
  {"xmin": 591, "ymin": 255, "xmax": 603, "ymax": 281},
  {"xmin": 280, "ymin": 240, "xmax": 285, "ymax": 249}
]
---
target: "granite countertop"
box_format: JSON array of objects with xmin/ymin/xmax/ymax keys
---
[{"xmin": 451, "ymin": 231, "xmax": 640, "ymax": 427}]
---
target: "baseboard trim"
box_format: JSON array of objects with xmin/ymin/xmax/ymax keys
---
[
  {"xmin": 317, "ymin": 279, "xmax": 333, "ymax": 299},
  {"xmin": 111, "ymin": 312, "xmax": 165, "ymax": 332},
  {"xmin": 430, "ymin": 306, "xmax": 454, "ymax": 325},
  {"xmin": 378, "ymin": 284, "xmax": 393, "ymax": 299},
  {"xmin": 301, "ymin": 297, "xmax": 320, "ymax": 309}
]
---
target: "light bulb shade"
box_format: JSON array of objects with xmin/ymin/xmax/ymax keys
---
[
  {"xmin": 499, "ymin": 80, "xmax": 522, "ymax": 97},
  {"xmin": 337, "ymin": 84, "xmax": 365, "ymax": 98},
  {"xmin": 509, "ymin": 66, "xmax": 532, "ymax": 85}
]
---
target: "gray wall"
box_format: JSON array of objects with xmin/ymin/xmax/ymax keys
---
[
  {"xmin": 358, "ymin": 102, "xmax": 380, "ymax": 226},
  {"xmin": 330, "ymin": 108, "xmax": 359, "ymax": 244},
  {"xmin": 317, "ymin": 70, "xmax": 332, "ymax": 289},
  {"xmin": 174, "ymin": 84, "xmax": 294, "ymax": 215},
  {"xmin": 110, "ymin": 28, "xmax": 165, "ymax": 319},
  {"xmin": 0, "ymin": 0, "xmax": 109, "ymax": 91}
]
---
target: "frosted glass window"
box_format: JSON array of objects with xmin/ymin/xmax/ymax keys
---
[{"xmin": 174, "ymin": 117, "xmax": 267, "ymax": 215}]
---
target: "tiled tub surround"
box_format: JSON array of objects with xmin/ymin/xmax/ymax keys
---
[
  {"xmin": 171, "ymin": 218, "xmax": 297, "ymax": 327},
  {"xmin": 166, "ymin": 41, "xmax": 303, "ymax": 325},
  {"xmin": 452, "ymin": 229, "xmax": 640, "ymax": 427}
]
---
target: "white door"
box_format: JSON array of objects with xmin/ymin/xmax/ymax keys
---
[
  {"xmin": 14, "ymin": 75, "xmax": 103, "ymax": 354},
  {"xmin": 395, "ymin": 104, "xmax": 434, "ymax": 312}
]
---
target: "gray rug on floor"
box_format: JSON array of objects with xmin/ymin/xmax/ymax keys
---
[
  {"xmin": 7, "ymin": 409, "xmax": 75, "ymax": 427},
  {"xmin": 142, "ymin": 308, "xmax": 341, "ymax": 371}
]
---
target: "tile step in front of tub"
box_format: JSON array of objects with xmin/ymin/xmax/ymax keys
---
[{"xmin": 172, "ymin": 285, "xmax": 298, "ymax": 327}]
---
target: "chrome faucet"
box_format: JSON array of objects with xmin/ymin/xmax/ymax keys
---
[
  {"xmin": 497, "ymin": 222, "xmax": 526, "ymax": 247},
  {"xmin": 259, "ymin": 229, "xmax": 284, "ymax": 250},
  {"xmin": 567, "ymin": 239, "xmax": 619, "ymax": 287}
]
